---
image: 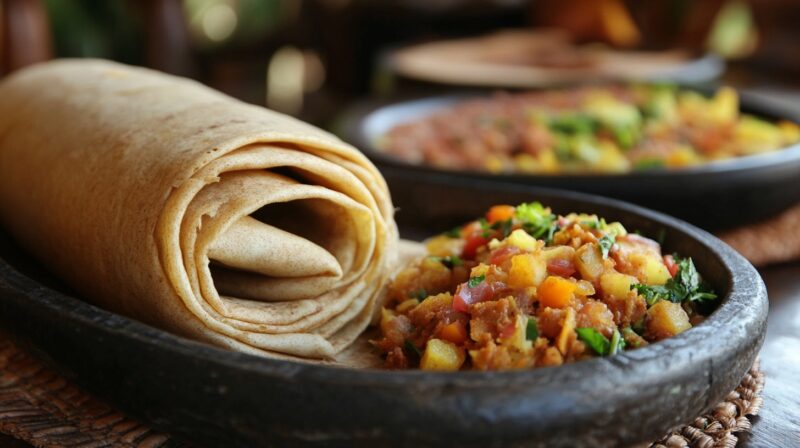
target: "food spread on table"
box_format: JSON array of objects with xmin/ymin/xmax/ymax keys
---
[
  {"xmin": 381, "ymin": 85, "xmax": 800, "ymax": 174},
  {"xmin": 374, "ymin": 202, "xmax": 718, "ymax": 370},
  {"xmin": 0, "ymin": 59, "xmax": 398, "ymax": 361}
]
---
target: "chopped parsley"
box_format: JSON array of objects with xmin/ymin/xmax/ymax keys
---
[
  {"xmin": 468, "ymin": 275, "xmax": 485, "ymax": 288},
  {"xmin": 525, "ymin": 318, "xmax": 539, "ymax": 341},
  {"xmin": 479, "ymin": 218, "xmax": 492, "ymax": 238},
  {"xmin": 576, "ymin": 328, "xmax": 609, "ymax": 356},
  {"xmin": 404, "ymin": 340, "xmax": 422, "ymax": 358},
  {"xmin": 598, "ymin": 234, "xmax": 616, "ymax": 259},
  {"xmin": 608, "ymin": 328, "xmax": 625, "ymax": 355},
  {"xmin": 576, "ymin": 327, "xmax": 625, "ymax": 356},
  {"xmin": 515, "ymin": 202, "xmax": 557, "ymax": 242},
  {"xmin": 631, "ymin": 256, "xmax": 717, "ymax": 306}
]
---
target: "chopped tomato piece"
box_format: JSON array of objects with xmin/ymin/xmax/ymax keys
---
[
  {"xmin": 547, "ymin": 258, "xmax": 576, "ymax": 277},
  {"xmin": 462, "ymin": 234, "xmax": 488, "ymax": 259},
  {"xmin": 452, "ymin": 281, "xmax": 498, "ymax": 313},
  {"xmin": 486, "ymin": 205, "xmax": 516, "ymax": 224},
  {"xmin": 489, "ymin": 246, "xmax": 521, "ymax": 266},
  {"xmin": 663, "ymin": 255, "xmax": 678, "ymax": 277}
]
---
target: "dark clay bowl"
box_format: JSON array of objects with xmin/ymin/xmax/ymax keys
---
[
  {"xmin": 339, "ymin": 89, "xmax": 800, "ymax": 230},
  {"xmin": 0, "ymin": 183, "xmax": 767, "ymax": 448}
]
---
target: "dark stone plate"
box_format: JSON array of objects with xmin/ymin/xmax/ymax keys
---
[
  {"xmin": 0, "ymin": 183, "xmax": 767, "ymax": 448},
  {"xmin": 337, "ymin": 88, "xmax": 800, "ymax": 230}
]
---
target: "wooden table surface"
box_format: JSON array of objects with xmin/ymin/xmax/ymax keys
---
[{"xmin": 738, "ymin": 262, "xmax": 800, "ymax": 447}]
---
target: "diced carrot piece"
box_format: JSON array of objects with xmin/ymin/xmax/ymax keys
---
[
  {"xmin": 440, "ymin": 321, "xmax": 468, "ymax": 345},
  {"xmin": 537, "ymin": 276, "xmax": 576, "ymax": 308},
  {"xmin": 486, "ymin": 205, "xmax": 516, "ymax": 224}
]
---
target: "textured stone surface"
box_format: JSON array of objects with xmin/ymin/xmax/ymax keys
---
[{"xmin": 0, "ymin": 185, "xmax": 768, "ymax": 448}]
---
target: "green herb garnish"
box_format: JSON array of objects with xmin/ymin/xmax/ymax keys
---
[
  {"xmin": 479, "ymin": 218, "xmax": 492, "ymax": 238},
  {"xmin": 631, "ymin": 256, "xmax": 717, "ymax": 306},
  {"xmin": 525, "ymin": 318, "xmax": 539, "ymax": 341},
  {"xmin": 549, "ymin": 113, "xmax": 597, "ymax": 135},
  {"xmin": 581, "ymin": 219, "xmax": 600, "ymax": 229},
  {"xmin": 404, "ymin": 340, "xmax": 422, "ymax": 358},
  {"xmin": 468, "ymin": 275, "xmax": 485, "ymax": 288},
  {"xmin": 631, "ymin": 283, "xmax": 669, "ymax": 306},
  {"xmin": 516, "ymin": 202, "xmax": 557, "ymax": 241},
  {"xmin": 598, "ymin": 234, "xmax": 616, "ymax": 259},
  {"xmin": 576, "ymin": 327, "xmax": 624, "ymax": 356},
  {"xmin": 576, "ymin": 327, "xmax": 610, "ymax": 356},
  {"xmin": 608, "ymin": 328, "xmax": 626, "ymax": 355}
]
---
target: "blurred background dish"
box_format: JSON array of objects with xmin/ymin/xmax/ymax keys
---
[
  {"xmin": 390, "ymin": 29, "xmax": 725, "ymax": 88},
  {"xmin": 340, "ymin": 88, "xmax": 800, "ymax": 230},
  {"xmin": 370, "ymin": 86, "xmax": 799, "ymax": 174}
]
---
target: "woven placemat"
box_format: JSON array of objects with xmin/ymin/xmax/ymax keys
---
[
  {"xmin": 0, "ymin": 335, "xmax": 176, "ymax": 448},
  {"xmin": 0, "ymin": 333, "xmax": 764, "ymax": 448},
  {"xmin": 719, "ymin": 202, "xmax": 800, "ymax": 267}
]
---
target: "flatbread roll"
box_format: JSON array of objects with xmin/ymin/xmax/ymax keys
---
[{"xmin": 0, "ymin": 59, "xmax": 398, "ymax": 360}]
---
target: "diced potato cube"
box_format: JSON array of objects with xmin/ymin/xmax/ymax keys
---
[
  {"xmin": 485, "ymin": 155, "xmax": 504, "ymax": 174},
  {"xmin": 600, "ymin": 271, "xmax": 638, "ymax": 299},
  {"xmin": 537, "ymin": 149, "xmax": 559, "ymax": 174},
  {"xmin": 542, "ymin": 245, "xmax": 576, "ymax": 263},
  {"xmin": 707, "ymin": 86, "xmax": 738, "ymax": 125},
  {"xmin": 538, "ymin": 276, "xmax": 576, "ymax": 308},
  {"xmin": 779, "ymin": 120, "xmax": 800, "ymax": 143},
  {"xmin": 471, "ymin": 263, "xmax": 489, "ymax": 278},
  {"xmin": 507, "ymin": 229, "xmax": 541, "ymax": 251},
  {"xmin": 574, "ymin": 279, "xmax": 595, "ymax": 297},
  {"xmin": 508, "ymin": 253, "xmax": 547, "ymax": 288},
  {"xmin": 595, "ymin": 140, "xmax": 630, "ymax": 173},
  {"xmin": 604, "ymin": 221, "xmax": 627, "ymax": 237},
  {"xmin": 631, "ymin": 253, "xmax": 671, "ymax": 286},
  {"xmin": 666, "ymin": 146, "xmax": 701, "ymax": 168},
  {"xmin": 646, "ymin": 301, "xmax": 691, "ymax": 340},
  {"xmin": 410, "ymin": 292, "xmax": 452, "ymax": 318},
  {"xmin": 575, "ymin": 243, "xmax": 604, "ymax": 282},
  {"xmin": 420, "ymin": 339, "xmax": 466, "ymax": 371}
]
